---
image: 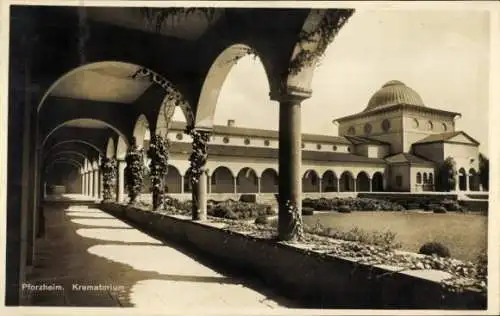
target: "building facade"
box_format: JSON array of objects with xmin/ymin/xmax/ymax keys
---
[{"xmin": 160, "ymin": 80, "xmax": 482, "ymax": 194}]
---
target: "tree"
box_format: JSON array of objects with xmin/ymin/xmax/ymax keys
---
[
  {"xmin": 436, "ymin": 157, "xmax": 457, "ymax": 192},
  {"xmin": 147, "ymin": 135, "xmax": 170, "ymax": 211},
  {"xmin": 124, "ymin": 137, "xmax": 145, "ymax": 205},
  {"xmin": 479, "ymin": 153, "xmax": 489, "ymax": 191},
  {"xmin": 100, "ymin": 157, "xmax": 117, "ymax": 201}
]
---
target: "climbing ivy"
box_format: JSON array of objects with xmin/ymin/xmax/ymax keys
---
[
  {"xmin": 288, "ymin": 9, "xmax": 354, "ymax": 76},
  {"xmin": 124, "ymin": 138, "xmax": 145, "ymax": 205},
  {"xmin": 280, "ymin": 200, "xmax": 304, "ymax": 242},
  {"xmin": 147, "ymin": 134, "xmax": 170, "ymax": 211},
  {"xmin": 99, "ymin": 157, "xmax": 117, "ymax": 201},
  {"xmin": 139, "ymin": 8, "xmax": 355, "ymax": 77}
]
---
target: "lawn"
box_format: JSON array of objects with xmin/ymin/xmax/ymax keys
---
[{"xmin": 302, "ymin": 211, "xmax": 487, "ymax": 262}]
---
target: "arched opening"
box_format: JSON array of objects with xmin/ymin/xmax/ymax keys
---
[
  {"xmin": 260, "ymin": 168, "xmax": 278, "ymax": 193},
  {"xmin": 321, "ymin": 170, "xmax": 338, "ymax": 192},
  {"xmin": 45, "ymin": 160, "xmax": 82, "ymax": 195},
  {"xmin": 302, "ymin": 169, "xmax": 320, "ymax": 192},
  {"xmin": 133, "ymin": 114, "xmax": 151, "ymax": 149},
  {"xmin": 416, "ymin": 172, "xmax": 422, "ymax": 184},
  {"xmin": 372, "ymin": 172, "xmax": 384, "ymax": 192},
  {"xmin": 339, "ymin": 171, "xmax": 355, "ymax": 192},
  {"xmin": 211, "ymin": 166, "xmax": 235, "ymax": 193},
  {"xmin": 196, "ymin": 44, "xmax": 275, "ymax": 129},
  {"xmin": 356, "ymin": 171, "xmax": 370, "ymax": 192},
  {"xmin": 106, "ymin": 138, "xmax": 115, "ymax": 158},
  {"xmin": 236, "ymin": 167, "xmax": 259, "ymax": 193},
  {"xmin": 469, "ymin": 168, "xmax": 480, "ymax": 191},
  {"xmin": 116, "ymin": 136, "xmax": 128, "ymax": 160},
  {"xmin": 458, "ymin": 168, "xmax": 467, "ymax": 191},
  {"xmin": 164, "ymin": 165, "xmax": 182, "ymax": 194},
  {"xmin": 41, "ymin": 118, "xmax": 128, "ymax": 149}
]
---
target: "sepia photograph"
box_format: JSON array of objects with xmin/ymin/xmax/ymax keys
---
[{"xmin": 1, "ymin": 1, "xmax": 499, "ymax": 315}]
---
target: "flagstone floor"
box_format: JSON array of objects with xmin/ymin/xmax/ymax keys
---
[{"xmin": 24, "ymin": 195, "xmax": 295, "ymax": 310}]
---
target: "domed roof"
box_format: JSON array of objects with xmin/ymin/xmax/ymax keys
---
[{"xmin": 364, "ymin": 80, "xmax": 424, "ymax": 112}]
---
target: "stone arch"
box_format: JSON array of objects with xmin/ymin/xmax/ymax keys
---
[
  {"xmin": 44, "ymin": 151, "xmax": 87, "ymax": 166},
  {"xmin": 339, "ymin": 171, "xmax": 355, "ymax": 192},
  {"xmin": 37, "ymin": 61, "xmax": 194, "ymax": 120},
  {"xmin": 321, "ymin": 170, "xmax": 338, "ymax": 192},
  {"xmin": 236, "ymin": 167, "xmax": 259, "ymax": 193},
  {"xmin": 41, "ymin": 118, "xmax": 129, "ymax": 150},
  {"xmin": 133, "ymin": 114, "xmax": 151, "ymax": 149},
  {"xmin": 303, "ymin": 169, "xmax": 320, "ymax": 192},
  {"xmin": 195, "ymin": 44, "xmax": 274, "ymax": 128},
  {"xmin": 211, "ymin": 166, "xmax": 235, "ymax": 194},
  {"xmin": 458, "ymin": 168, "xmax": 467, "ymax": 191},
  {"xmin": 372, "ymin": 172, "xmax": 384, "ymax": 192},
  {"xmin": 416, "ymin": 172, "xmax": 422, "ymax": 184},
  {"xmin": 165, "ymin": 165, "xmax": 182, "ymax": 194},
  {"xmin": 45, "ymin": 140, "xmax": 103, "ymax": 158},
  {"xmin": 45, "ymin": 158, "xmax": 82, "ymax": 172},
  {"xmin": 356, "ymin": 171, "xmax": 371, "ymax": 192},
  {"xmin": 286, "ymin": 9, "xmax": 354, "ymax": 92},
  {"xmin": 261, "ymin": 168, "xmax": 278, "ymax": 193},
  {"xmin": 106, "ymin": 138, "xmax": 116, "ymax": 158}
]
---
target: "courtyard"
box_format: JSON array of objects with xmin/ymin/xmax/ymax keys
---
[{"xmin": 302, "ymin": 211, "xmax": 487, "ymax": 262}]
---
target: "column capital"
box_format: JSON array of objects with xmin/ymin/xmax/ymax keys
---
[{"xmin": 270, "ymin": 85, "xmax": 312, "ymax": 103}]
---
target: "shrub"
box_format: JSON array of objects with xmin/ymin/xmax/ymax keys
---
[
  {"xmin": 433, "ymin": 206, "xmax": 447, "ymax": 214},
  {"xmin": 418, "ymin": 241, "xmax": 451, "ymax": 258},
  {"xmin": 337, "ymin": 205, "xmax": 351, "ymax": 213},
  {"xmin": 302, "ymin": 207, "xmax": 314, "ymax": 216},
  {"xmin": 239, "ymin": 194, "xmax": 256, "ymax": 203},
  {"xmin": 208, "ymin": 200, "xmax": 272, "ymax": 220},
  {"xmin": 254, "ymin": 215, "xmax": 269, "ymax": 225}
]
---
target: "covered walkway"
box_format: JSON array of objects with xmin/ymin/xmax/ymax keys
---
[{"xmin": 25, "ymin": 195, "xmax": 293, "ymax": 309}]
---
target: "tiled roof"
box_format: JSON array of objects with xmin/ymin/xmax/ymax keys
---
[
  {"xmin": 343, "ymin": 135, "xmax": 390, "ymax": 146},
  {"xmin": 385, "ymin": 153, "xmax": 434, "ymax": 165},
  {"xmin": 413, "ymin": 131, "xmax": 479, "ymax": 145},
  {"xmin": 169, "ymin": 142, "xmax": 386, "ymax": 164},
  {"xmin": 168, "ymin": 121, "xmax": 352, "ymax": 145}
]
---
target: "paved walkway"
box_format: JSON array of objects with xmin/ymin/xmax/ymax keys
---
[{"xmin": 25, "ymin": 195, "xmax": 294, "ymax": 309}]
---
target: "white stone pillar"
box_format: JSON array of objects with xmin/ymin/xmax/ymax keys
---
[
  {"xmin": 369, "ymin": 177, "xmax": 372, "ymax": 192},
  {"xmin": 89, "ymin": 170, "xmax": 94, "ymax": 198},
  {"xmin": 234, "ymin": 177, "xmax": 237, "ymax": 194},
  {"xmin": 318, "ymin": 178, "xmax": 322, "ymax": 193},
  {"xmin": 83, "ymin": 173, "xmax": 87, "ymax": 195},
  {"xmin": 93, "ymin": 169, "xmax": 99, "ymax": 199},
  {"xmin": 116, "ymin": 160, "xmax": 126, "ymax": 202},
  {"xmin": 257, "ymin": 177, "xmax": 261, "ymax": 194}
]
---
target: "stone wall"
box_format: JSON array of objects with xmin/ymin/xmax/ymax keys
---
[{"xmin": 100, "ymin": 203, "xmax": 486, "ymax": 310}]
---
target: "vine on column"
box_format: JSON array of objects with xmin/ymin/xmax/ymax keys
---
[
  {"xmin": 184, "ymin": 124, "xmax": 210, "ymax": 219},
  {"xmin": 147, "ymin": 134, "xmax": 170, "ymax": 211},
  {"xmin": 99, "ymin": 157, "xmax": 117, "ymax": 202},
  {"xmin": 124, "ymin": 137, "xmax": 145, "ymax": 205}
]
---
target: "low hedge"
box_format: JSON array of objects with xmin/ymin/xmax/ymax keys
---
[
  {"xmin": 303, "ymin": 197, "xmax": 405, "ymax": 212},
  {"xmin": 209, "ymin": 200, "xmax": 275, "ymax": 220}
]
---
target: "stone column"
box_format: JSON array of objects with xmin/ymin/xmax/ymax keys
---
[
  {"xmin": 466, "ymin": 172, "xmax": 470, "ymax": 192},
  {"xmin": 353, "ymin": 178, "xmax": 357, "ymax": 192},
  {"xmin": 189, "ymin": 129, "xmax": 210, "ymax": 221},
  {"xmin": 369, "ymin": 177, "xmax": 373, "ymax": 192},
  {"xmin": 180, "ymin": 175, "xmax": 184, "ymax": 194},
  {"xmin": 207, "ymin": 175, "xmax": 212, "ymax": 194},
  {"xmin": 93, "ymin": 169, "xmax": 99, "ymax": 199},
  {"xmin": 277, "ymin": 90, "xmax": 309, "ymax": 241},
  {"xmin": 81, "ymin": 172, "xmax": 85, "ymax": 195},
  {"xmin": 99, "ymin": 171, "xmax": 103, "ymax": 199},
  {"xmin": 116, "ymin": 160, "xmax": 126, "ymax": 203},
  {"xmin": 257, "ymin": 177, "xmax": 261, "ymax": 194},
  {"xmin": 234, "ymin": 177, "xmax": 238, "ymax": 194},
  {"xmin": 89, "ymin": 169, "xmax": 94, "ymax": 198},
  {"xmin": 336, "ymin": 177, "xmax": 340, "ymax": 192},
  {"xmin": 318, "ymin": 178, "xmax": 322, "ymax": 193}
]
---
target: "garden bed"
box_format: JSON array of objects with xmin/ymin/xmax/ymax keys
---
[{"xmin": 100, "ymin": 201, "xmax": 486, "ymax": 309}]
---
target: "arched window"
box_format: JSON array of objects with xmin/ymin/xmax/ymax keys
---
[
  {"xmin": 429, "ymin": 173, "xmax": 434, "ymax": 184},
  {"xmin": 347, "ymin": 126, "xmax": 355, "ymax": 135},
  {"xmin": 364, "ymin": 123, "xmax": 372, "ymax": 135},
  {"xmin": 316, "ymin": 144, "xmax": 322, "ymax": 150},
  {"xmin": 264, "ymin": 139, "xmax": 270, "ymax": 146},
  {"xmin": 416, "ymin": 172, "xmax": 422, "ymax": 184},
  {"xmin": 333, "ymin": 145, "xmax": 338, "ymax": 151},
  {"xmin": 423, "ymin": 173, "xmax": 428, "ymax": 184},
  {"xmin": 244, "ymin": 138, "xmax": 250, "ymax": 145},
  {"xmin": 223, "ymin": 136, "xmax": 230, "ymax": 144}
]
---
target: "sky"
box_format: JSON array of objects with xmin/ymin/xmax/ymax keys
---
[{"xmin": 172, "ymin": 9, "xmax": 491, "ymax": 154}]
